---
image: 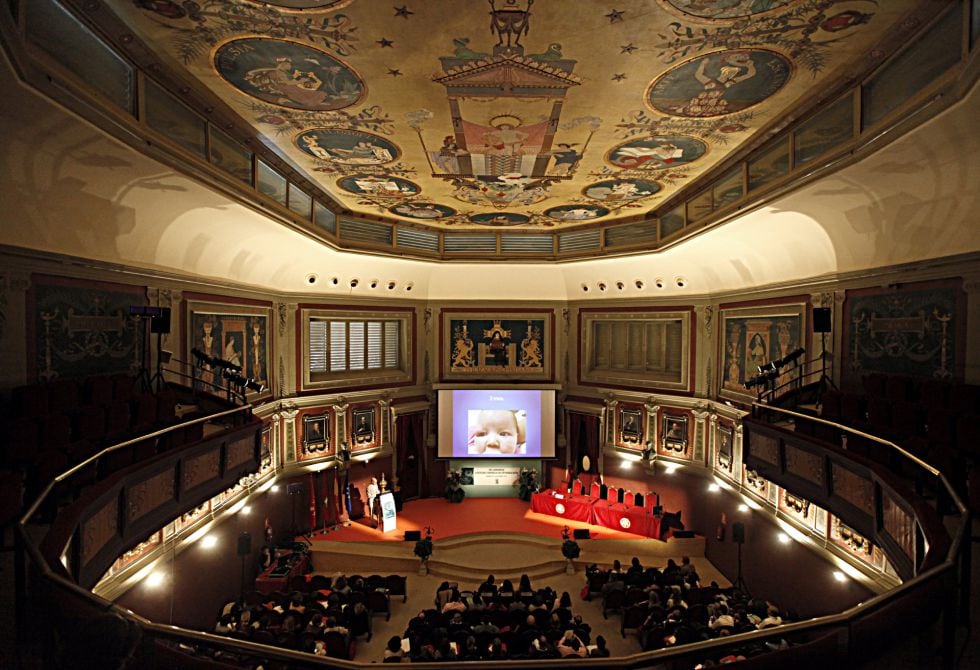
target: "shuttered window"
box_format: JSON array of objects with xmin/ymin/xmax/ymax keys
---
[{"xmin": 309, "ymin": 318, "xmax": 401, "ymax": 375}]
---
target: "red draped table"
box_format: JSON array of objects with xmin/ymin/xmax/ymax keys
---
[
  {"xmin": 530, "ymin": 490, "xmax": 596, "ymax": 523},
  {"xmin": 531, "ymin": 490, "xmax": 663, "ymax": 539},
  {"xmin": 590, "ymin": 500, "xmax": 661, "ymax": 538}
]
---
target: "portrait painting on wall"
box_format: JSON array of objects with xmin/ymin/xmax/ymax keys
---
[
  {"xmin": 29, "ymin": 275, "xmax": 145, "ymax": 382},
  {"xmin": 660, "ymin": 414, "xmax": 689, "ymax": 457},
  {"xmin": 442, "ymin": 311, "xmax": 552, "ymax": 380},
  {"xmin": 187, "ymin": 300, "xmax": 271, "ymax": 398},
  {"xmin": 619, "ymin": 407, "xmax": 642, "ymax": 447},
  {"xmin": 351, "ymin": 406, "xmax": 376, "ymax": 447},
  {"xmin": 715, "ymin": 424, "xmax": 734, "ymax": 474},
  {"xmin": 302, "ymin": 414, "xmax": 329, "ymax": 456},
  {"xmin": 719, "ymin": 302, "xmax": 805, "ymax": 402}
]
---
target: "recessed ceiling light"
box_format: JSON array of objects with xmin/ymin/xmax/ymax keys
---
[
  {"xmin": 777, "ymin": 532, "xmax": 791, "ymax": 544},
  {"xmin": 655, "ymin": 279, "xmax": 664, "ymax": 289},
  {"xmin": 833, "ymin": 570, "xmax": 847, "ymax": 582},
  {"xmin": 306, "ymin": 274, "xmax": 317, "ymax": 284}
]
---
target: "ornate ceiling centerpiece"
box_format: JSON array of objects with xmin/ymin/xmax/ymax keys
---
[{"xmin": 108, "ymin": 0, "xmax": 923, "ymax": 233}]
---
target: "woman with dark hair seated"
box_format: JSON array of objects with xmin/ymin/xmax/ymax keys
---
[
  {"xmin": 518, "ymin": 573, "xmax": 532, "ymax": 594},
  {"xmin": 383, "ymin": 635, "xmax": 404, "ymax": 662},
  {"xmin": 589, "ymin": 634, "xmax": 611, "ymax": 657}
]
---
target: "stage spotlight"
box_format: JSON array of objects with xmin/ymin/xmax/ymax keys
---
[
  {"xmin": 243, "ymin": 378, "xmax": 265, "ymax": 393},
  {"xmin": 757, "ymin": 361, "xmax": 777, "ymax": 374},
  {"xmin": 776, "ymin": 347, "xmax": 805, "ymax": 367}
]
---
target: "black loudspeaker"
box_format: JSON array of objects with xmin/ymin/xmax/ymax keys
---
[
  {"xmin": 237, "ymin": 532, "xmax": 252, "ymax": 556},
  {"xmin": 404, "ymin": 530, "xmax": 421, "ymax": 542},
  {"xmin": 672, "ymin": 530, "xmax": 696, "ymax": 539},
  {"xmin": 150, "ymin": 307, "xmax": 172, "ymax": 334},
  {"xmin": 573, "ymin": 529, "xmax": 591, "ymax": 540},
  {"xmin": 340, "ymin": 447, "xmax": 351, "ymax": 462},
  {"xmin": 813, "ymin": 307, "xmax": 832, "ymax": 333},
  {"xmin": 732, "ymin": 522, "xmax": 745, "ymax": 544}
]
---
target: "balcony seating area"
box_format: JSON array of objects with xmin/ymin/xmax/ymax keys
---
[
  {"xmin": 792, "ymin": 374, "xmax": 979, "ymax": 506},
  {"xmin": 0, "ymin": 374, "xmax": 206, "ymax": 527}
]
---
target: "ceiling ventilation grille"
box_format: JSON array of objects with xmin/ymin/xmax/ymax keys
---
[
  {"xmin": 395, "ymin": 228, "xmax": 440, "ymax": 252},
  {"xmin": 500, "ymin": 235, "xmax": 553, "ymax": 253},
  {"xmin": 558, "ymin": 229, "xmax": 601, "ymax": 252},
  {"xmin": 339, "ymin": 219, "xmax": 393, "ymax": 245},
  {"xmin": 444, "ymin": 234, "xmax": 497, "ymax": 253},
  {"xmin": 604, "ymin": 221, "xmax": 659, "ymax": 248}
]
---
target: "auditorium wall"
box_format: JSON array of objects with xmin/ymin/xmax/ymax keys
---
[
  {"xmin": 675, "ymin": 469, "xmax": 876, "ymax": 617},
  {"xmin": 115, "ymin": 474, "xmax": 300, "ymax": 631}
]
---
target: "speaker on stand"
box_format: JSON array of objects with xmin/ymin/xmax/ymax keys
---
[
  {"xmin": 238, "ymin": 532, "xmax": 252, "ymax": 599},
  {"xmin": 731, "ymin": 522, "xmax": 750, "ymax": 596},
  {"xmin": 813, "ymin": 307, "xmax": 838, "ymax": 396}
]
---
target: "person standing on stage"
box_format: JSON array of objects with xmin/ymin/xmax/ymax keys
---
[{"xmin": 366, "ymin": 477, "xmax": 380, "ymax": 528}]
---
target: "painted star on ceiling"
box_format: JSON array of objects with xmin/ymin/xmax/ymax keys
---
[
  {"xmin": 377, "ymin": 38, "xmax": 394, "ymax": 48},
  {"xmin": 394, "ymin": 5, "xmax": 413, "ymax": 18},
  {"xmin": 620, "ymin": 43, "xmax": 637, "ymax": 54},
  {"xmin": 605, "ymin": 9, "xmax": 625, "ymax": 23}
]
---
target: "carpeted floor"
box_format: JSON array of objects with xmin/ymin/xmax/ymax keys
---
[{"xmin": 311, "ymin": 497, "xmax": 648, "ymax": 543}]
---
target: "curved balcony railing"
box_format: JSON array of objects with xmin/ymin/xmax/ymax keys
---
[{"xmin": 15, "ymin": 396, "xmax": 968, "ymax": 669}]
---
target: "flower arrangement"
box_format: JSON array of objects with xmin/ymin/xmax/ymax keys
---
[
  {"xmin": 517, "ymin": 467, "xmax": 538, "ymax": 501},
  {"xmin": 444, "ymin": 469, "xmax": 465, "ymax": 503},
  {"xmin": 414, "ymin": 527, "xmax": 434, "ymax": 562},
  {"xmin": 561, "ymin": 525, "xmax": 580, "ymax": 560}
]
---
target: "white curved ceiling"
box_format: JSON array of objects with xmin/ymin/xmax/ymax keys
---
[{"xmin": 1, "ymin": 48, "xmax": 978, "ymax": 301}]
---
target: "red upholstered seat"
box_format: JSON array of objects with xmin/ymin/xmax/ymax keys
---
[
  {"xmin": 590, "ymin": 482, "xmax": 600, "ymax": 498},
  {"xmin": 12, "ymin": 384, "xmax": 48, "ymax": 418},
  {"xmin": 47, "ymin": 379, "xmax": 79, "ymax": 415},
  {"xmin": 572, "ymin": 480, "xmax": 583, "ymax": 495},
  {"xmin": 83, "ymin": 375, "xmax": 114, "ymax": 407},
  {"xmin": 606, "ymin": 486, "xmax": 618, "ymax": 503},
  {"xmin": 623, "ymin": 491, "xmax": 635, "ymax": 506}
]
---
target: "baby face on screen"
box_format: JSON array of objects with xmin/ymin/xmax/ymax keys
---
[{"xmin": 469, "ymin": 409, "xmax": 524, "ymax": 455}]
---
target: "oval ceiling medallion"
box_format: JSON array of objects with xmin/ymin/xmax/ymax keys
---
[
  {"xmin": 388, "ymin": 202, "xmax": 457, "ymax": 220},
  {"xmin": 337, "ymin": 175, "xmax": 420, "ymax": 197},
  {"xmin": 214, "ymin": 38, "xmax": 365, "ymax": 111},
  {"xmin": 243, "ymin": 0, "xmax": 353, "ymax": 9},
  {"xmin": 584, "ymin": 178, "xmax": 662, "ymax": 202},
  {"xmin": 605, "ymin": 135, "xmax": 707, "ymax": 171},
  {"xmin": 468, "ymin": 212, "xmax": 531, "ymax": 226},
  {"xmin": 544, "ymin": 204, "xmax": 610, "ymax": 221},
  {"xmin": 663, "ymin": 0, "xmax": 792, "ymax": 20},
  {"xmin": 294, "ymin": 128, "xmax": 399, "ymax": 165},
  {"xmin": 647, "ymin": 49, "xmax": 792, "ymax": 118}
]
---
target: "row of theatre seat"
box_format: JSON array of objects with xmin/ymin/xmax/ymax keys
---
[
  {"xmin": 1, "ymin": 374, "xmax": 203, "ymax": 510},
  {"xmin": 796, "ymin": 374, "xmax": 980, "ymax": 492}
]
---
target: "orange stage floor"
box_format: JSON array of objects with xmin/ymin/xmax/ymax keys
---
[{"xmin": 309, "ymin": 497, "xmax": 650, "ymax": 543}]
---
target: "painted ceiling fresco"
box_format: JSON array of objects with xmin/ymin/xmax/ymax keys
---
[{"xmin": 113, "ymin": 0, "xmax": 926, "ymax": 231}]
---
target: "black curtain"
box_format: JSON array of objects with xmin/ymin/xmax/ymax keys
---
[
  {"xmin": 395, "ymin": 413, "xmax": 424, "ymax": 500},
  {"xmin": 568, "ymin": 412, "xmax": 599, "ymax": 475}
]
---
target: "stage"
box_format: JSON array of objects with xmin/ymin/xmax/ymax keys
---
[{"xmin": 304, "ymin": 497, "xmax": 721, "ymax": 586}]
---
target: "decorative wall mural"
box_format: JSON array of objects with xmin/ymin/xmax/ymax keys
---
[
  {"xmin": 606, "ymin": 136, "xmax": 707, "ymax": 170},
  {"xmin": 647, "ymin": 50, "xmax": 792, "ymax": 118},
  {"xmin": 544, "ymin": 204, "xmax": 609, "ymax": 221},
  {"xmin": 187, "ymin": 301, "xmax": 271, "ymax": 395},
  {"xmin": 214, "ymin": 39, "xmax": 364, "ymax": 111},
  {"xmin": 295, "ymin": 128, "xmax": 398, "ymax": 164},
  {"xmin": 337, "ymin": 174, "xmax": 420, "ymax": 196},
  {"xmin": 442, "ymin": 312, "xmax": 552, "ymax": 379},
  {"xmin": 111, "ymin": 0, "xmax": 909, "ymax": 232},
  {"xmin": 664, "ymin": 0, "xmax": 792, "ymax": 20},
  {"xmin": 388, "ymin": 201, "xmax": 456, "ymax": 220},
  {"xmin": 29, "ymin": 275, "xmax": 144, "ymax": 382},
  {"xmin": 719, "ymin": 302, "xmax": 805, "ymax": 401},
  {"xmin": 843, "ymin": 282, "xmax": 962, "ymax": 384},
  {"xmin": 584, "ymin": 178, "xmax": 661, "ymax": 202}
]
